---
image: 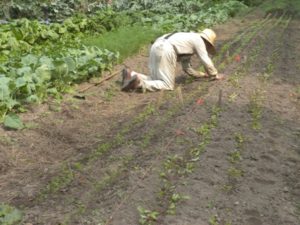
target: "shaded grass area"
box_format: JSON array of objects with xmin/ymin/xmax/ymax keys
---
[{"xmin": 83, "ymin": 25, "xmax": 163, "ymax": 62}]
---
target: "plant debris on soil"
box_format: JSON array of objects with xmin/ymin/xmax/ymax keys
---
[{"xmin": 0, "ymin": 5, "xmax": 300, "ymax": 225}]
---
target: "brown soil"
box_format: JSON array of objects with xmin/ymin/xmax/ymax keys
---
[{"xmin": 0, "ymin": 6, "xmax": 299, "ymax": 225}]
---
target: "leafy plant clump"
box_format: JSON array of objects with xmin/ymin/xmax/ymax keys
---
[
  {"xmin": 115, "ymin": 0, "xmax": 248, "ymax": 32},
  {"xmin": 0, "ymin": 0, "xmax": 113, "ymax": 21},
  {"xmin": 0, "ymin": 0, "xmax": 248, "ymax": 21},
  {"xmin": 0, "ymin": 46, "xmax": 118, "ymax": 121},
  {"xmin": 0, "ymin": 7, "xmax": 127, "ymax": 122},
  {"xmin": 137, "ymin": 206, "xmax": 159, "ymax": 225}
]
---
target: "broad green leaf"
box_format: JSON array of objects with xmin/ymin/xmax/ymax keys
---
[
  {"xmin": 21, "ymin": 54, "xmax": 38, "ymax": 67},
  {"xmin": 7, "ymin": 37, "xmax": 19, "ymax": 50},
  {"xmin": 79, "ymin": 19, "xmax": 88, "ymax": 29},
  {"xmin": 5, "ymin": 99, "xmax": 19, "ymax": 110},
  {"xmin": 41, "ymin": 29, "xmax": 59, "ymax": 40},
  {"xmin": 48, "ymin": 30, "xmax": 59, "ymax": 40},
  {"xmin": 12, "ymin": 28, "xmax": 24, "ymax": 40},
  {"xmin": 25, "ymin": 35, "xmax": 36, "ymax": 45},
  {"xmin": 26, "ymin": 95, "xmax": 39, "ymax": 103},
  {"xmin": 18, "ymin": 40, "xmax": 32, "ymax": 52},
  {"xmin": 3, "ymin": 113, "xmax": 24, "ymax": 130},
  {"xmin": 47, "ymin": 87, "xmax": 58, "ymax": 95},
  {"xmin": 53, "ymin": 61, "xmax": 69, "ymax": 76},
  {"xmin": 15, "ymin": 77, "xmax": 26, "ymax": 88},
  {"xmin": 88, "ymin": 66, "xmax": 98, "ymax": 75},
  {"xmin": 64, "ymin": 57, "xmax": 76, "ymax": 72},
  {"xmin": 39, "ymin": 56, "xmax": 54, "ymax": 70},
  {"xmin": 1, "ymin": 50, "xmax": 10, "ymax": 55},
  {"xmin": 58, "ymin": 26, "xmax": 67, "ymax": 34},
  {"xmin": 190, "ymin": 14, "xmax": 198, "ymax": 21},
  {"xmin": 0, "ymin": 54, "xmax": 9, "ymax": 63},
  {"xmin": 26, "ymin": 82, "xmax": 36, "ymax": 94},
  {"xmin": 16, "ymin": 66, "xmax": 32, "ymax": 77},
  {"xmin": 0, "ymin": 65, "xmax": 8, "ymax": 73},
  {"xmin": 0, "ymin": 76, "xmax": 11, "ymax": 101},
  {"xmin": 35, "ymin": 65, "xmax": 52, "ymax": 82},
  {"xmin": 76, "ymin": 55, "xmax": 89, "ymax": 66}
]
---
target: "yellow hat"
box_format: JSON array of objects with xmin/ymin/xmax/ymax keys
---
[{"xmin": 200, "ymin": 28, "xmax": 216, "ymax": 55}]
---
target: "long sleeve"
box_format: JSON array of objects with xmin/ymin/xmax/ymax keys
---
[
  {"xmin": 180, "ymin": 55, "xmax": 206, "ymax": 77},
  {"xmin": 165, "ymin": 32, "xmax": 218, "ymax": 76},
  {"xmin": 193, "ymin": 39, "xmax": 218, "ymax": 76}
]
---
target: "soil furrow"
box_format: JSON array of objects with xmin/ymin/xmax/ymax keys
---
[
  {"xmin": 160, "ymin": 11, "xmax": 300, "ymax": 225},
  {"xmin": 100, "ymin": 11, "xmax": 287, "ymax": 225}
]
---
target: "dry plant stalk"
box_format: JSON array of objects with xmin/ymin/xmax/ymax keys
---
[
  {"xmin": 78, "ymin": 69, "xmax": 122, "ymax": 93},
  {"xmin": 156, "ymin": 90, "xmax": 165, "ymax": 109},
  {"xmin": 218, "ymin": 89, "xmax": 223, "ymax": 107},
  {"xmin": 176, "ymin": 86, "xmax": 184, "ymax": 106}
]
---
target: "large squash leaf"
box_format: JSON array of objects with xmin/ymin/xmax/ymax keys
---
[{"xmin": 3, "ymin": 113, "xmax": 24, "ymax": 130}]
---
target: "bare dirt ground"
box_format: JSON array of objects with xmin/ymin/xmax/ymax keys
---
[{"xmin": 0, "ymin": 4, "xmax": 299, "ymax": 225}]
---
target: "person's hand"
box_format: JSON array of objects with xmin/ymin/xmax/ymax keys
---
[
  {"xmin": 198, "ymin": 71, "xmax": 209, "ymax": 77},
  {"xmin": 186, "ymin": 70, "xmax": 208, "ymax": 78},
  {"xmin": 216, "ymin": 73, "xmax": 226, "ymax": 80}
]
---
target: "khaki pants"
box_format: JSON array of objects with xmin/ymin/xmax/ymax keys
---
[{"xmin": 132, "ymin": 38, "xmax": 177, "ymax": 91}]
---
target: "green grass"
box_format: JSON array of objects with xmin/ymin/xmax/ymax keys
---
[{"xmin": 83, "ymin": 25, "xmax": 163, "ymax": 62}]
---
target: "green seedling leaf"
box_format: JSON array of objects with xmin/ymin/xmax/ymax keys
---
[
  {"xmin": 3, "ymin": 113, "xmax": 24, "ymax": 130},
  {"xmin": 0, "ymin": 204, "xmax": 23, "ymax": 225}
]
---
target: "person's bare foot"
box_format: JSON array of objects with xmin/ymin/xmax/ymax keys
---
[
  {"xmin": 121, "ymin": 75, "xmax": 141, "ymax": 92},
  {"xmin": 121, "ymin": 67, "xmax": 132, "ymax": 86}
]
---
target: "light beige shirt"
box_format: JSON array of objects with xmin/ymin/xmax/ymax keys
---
[{"xmin": 160, "ymin": 32, "xmax": 218, "ymax": 76}]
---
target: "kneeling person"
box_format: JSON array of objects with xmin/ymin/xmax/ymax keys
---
[{"xmin": 121, "ymin": 29, "xmax": 225, "ymax": 92}]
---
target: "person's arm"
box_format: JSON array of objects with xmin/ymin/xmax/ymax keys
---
[
  {"xmin": 180, "ymin": 55, "xmax": 206, "ymax": 77},
  {"xmin": 194, "ymin": 38, "xmax": 218, "ymax": 76}
]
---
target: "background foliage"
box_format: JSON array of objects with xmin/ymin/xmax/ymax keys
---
[{"xmin": 0, "ymin": 0, "xmax": 259, "ymax": 21}]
